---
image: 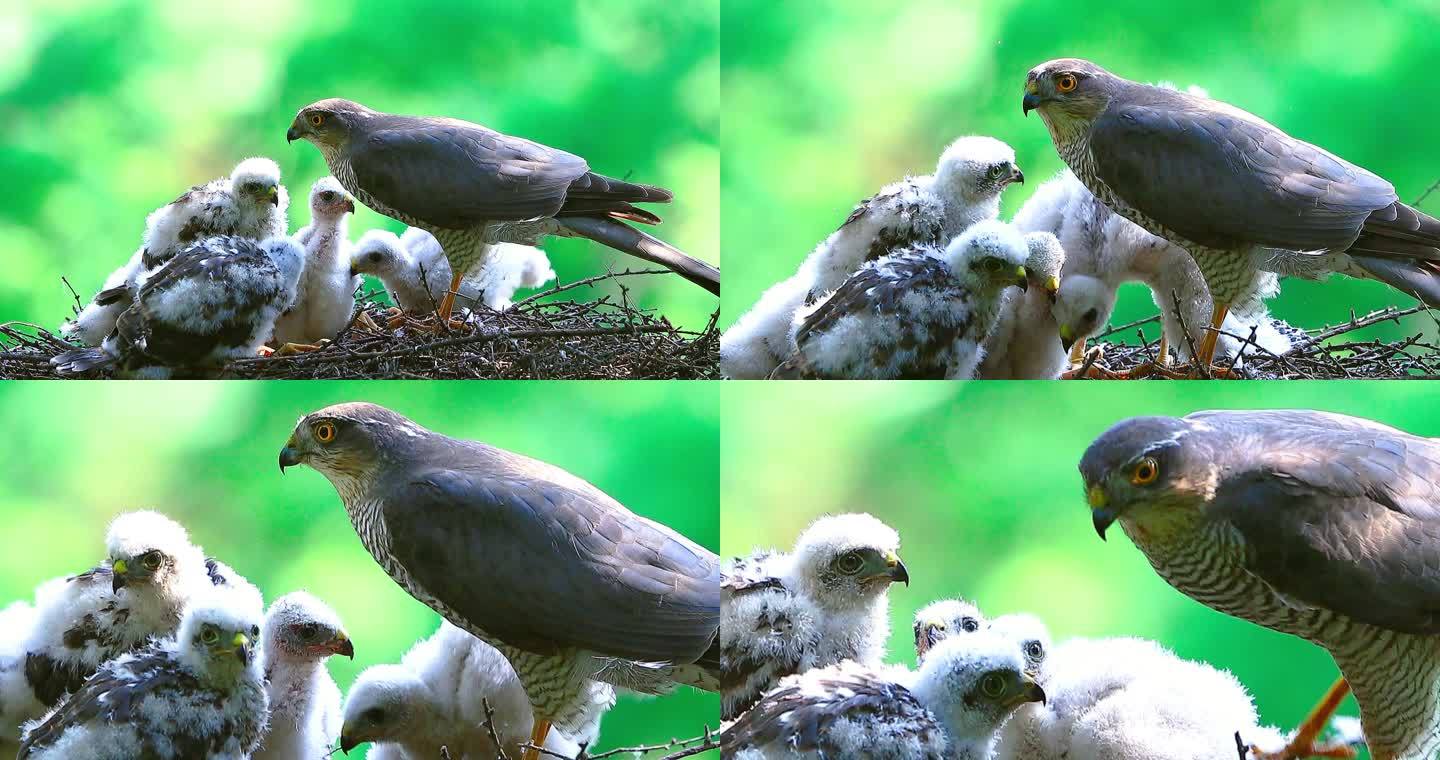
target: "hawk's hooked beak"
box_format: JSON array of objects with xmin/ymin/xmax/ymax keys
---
[
  {"xmin": 1013, "ymin": 677, "xmax": 1047, "ymax": 707},
  {"xmin": 279, "ymin": 440, "xmax": 303, "ymax": 472},
  {"xmin": 234, "ymin": 632, "xmax": 252, "ymax": 665},
  {"xmin": 1088, "ymin": 485, "xmax": 1116, "ymax": 540},
  {"xmin": 327, "ymin": 631, "xmax": 355, "ymax": 660},
  {"xmin": 1023, "ymin": 93, "xmax": 1042, "ymax": 115},
  {"xmin": 1060, "ymin": 324, "xmax": 1077, "ymax": 352},
  {"xmin": 1044, "ymin": 276, "xmax": 1060, "ymax": 301},
  {"xmin": 286, "ymin": 120, "xmax": 302, "ymax": 143},
  {"xmin": 342, "ymin": 198, "xmax": 356, "ymax": 215},
  {"xmin": 111, "ymin": 559, "xmax": 128, "ymax": 593},
  {"xmin": 1011, "ymin": 167, "xmax": 1026, "ymax": 185},
  {"xmin": 885, "ymin": 550, "xmax": 910, "ymax": 586},
  {"xmin": 1015, "ymin": 266, "xmax": 1030, "ymax": 292},
  {"xmin": 267, "ymin": 186, "xmax": 280, "ymax": 206},
  {"xmin": 339, "ymin": 733, "xmax": 360, "ymax": 754}
]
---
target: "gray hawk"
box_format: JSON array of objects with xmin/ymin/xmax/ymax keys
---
[
  {"xmin": 1082, "ymin": 409, "xmax": 1440, "ymax": 759},
  {"xmin": 1024, "ymin": 59, "xmax": 1440, "ymax": 368},
  {"xmin": 285, "ymin": 97, "xmax": 719, "ymax": 324},
  {"xmin": 279, "ymin": 402, "xmax": 718, "ymax": 760}
]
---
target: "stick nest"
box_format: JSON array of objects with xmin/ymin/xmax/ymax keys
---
[
  {"xmin": 0, "ymin": 269, "xmax": 719, "ymax": 380},
  {"xmin": 1078, "ymin": 304, "xmax": 1440, "ymax": 380}
]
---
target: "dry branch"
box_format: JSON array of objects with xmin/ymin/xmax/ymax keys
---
[{"xmin": 1, "ymin": 269, "xmax": 719, "ymax": 380}]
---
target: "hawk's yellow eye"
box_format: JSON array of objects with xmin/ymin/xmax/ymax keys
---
[
  {"xmin": 981, "ymin": 673, "xmax": 1006, "ymax": 698},
  {"xmin": 313, "ymin": 421, "xmax": 336, "ymax": 444},
  {"xmin": 1056, "ymin": 74, "xmax": 1078, "ymax": 93},
  {"xmin": 310, "ymin": 113, "xmax": 325, "ymax": 127},
  {"xmin": 1131, "ymin": 457, "xmax": 1160, "ymax": 486}
]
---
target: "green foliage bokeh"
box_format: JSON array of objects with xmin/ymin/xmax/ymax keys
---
[
  {"xmin": 0, "ymin": 0, "xmax": 719, "ymax": 332},
  {"xmin": 0, "ymin": 380, "xmax": 719, "ymax": 758},
  {"xmin": 719, "ymin": 381, "xmax": 1440, "ymax": 759},
  {"xmin": 721, "ymin": 0, "xmax": 1440, "ymax": 348}
]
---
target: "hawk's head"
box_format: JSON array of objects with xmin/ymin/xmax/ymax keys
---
[
  {"xmin": 1023, "ymin": 232, "xmax": 1064, "ymax": 301},
  {"xmin": 308, "ymin": 176, "xmax": 356, "ymax": 218},
  {"xmin": 230, "ymin": 157, "xmax": 284, "ymax": 209},
  {"xmin": 339, "ymin": 663, "xmax": 426, "ymax": 754},
  {"xmin": 287, "ymin": 98, "xmax": 373, "ymax": 149},
  {"xmin": 911, "ymin": 632, "xmax": 1046, "ymax": 739},
  {"xmin": 1080, "ymin": 415, "xmax": 1216, "ymax": 544},
  {"xmin": 279, "ymin": 402, "xmax": 432, "ymax": 489},
  {"xmin": 1051, "ymin": 274, "xmax": 1112, "ymax": 352},
  {"xmin": 348, "ymin": 230, "xmax": 411, "ymax": 281},
  {"xmin": 1023, "ymin": 58, "xmax": 1119, "ymax": 128}
]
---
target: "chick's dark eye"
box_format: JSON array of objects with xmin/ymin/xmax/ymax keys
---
[
  {"xmin": 836, "ymin": 552, "xmax": 864, "ymax": 574},
  {"xmin": 1083, "ymin": 308, "xmax": 1099, "ymax": 323},
  {"xmin": 1027, "ymin": 643, "xmax": 1043, "ymax": 658},
  {"xmin": 298, "ymin": 623, "xmax": 320, "ymax": 641},
  {"xmin": 988, "ymin": 165, "xmax": 1004, "ymax": 179},
  {"xmin": 1057, "ymin": 73, "xmax": 1078, "ymax": 92},
  {"xmin": 363, "ymin": 708, "xmax": 385, "ymax": 724},
  {"xmin": 981, "ymin": 674, "xmax": 1006, "ymax": 698},
  {"xmin": 369, "ymin": 252, "xmax": 383, "ymax": 263},
  {"xmin": 320, "ymin": 192, "xmax": 335, "ymax": 202},
  {"xmin": 142, "ymin": 552, "xmax": 162, "ymax": 570},
  {"xmin": 962, "ymin": 618, "xmax": 980, "ymax": 633}
]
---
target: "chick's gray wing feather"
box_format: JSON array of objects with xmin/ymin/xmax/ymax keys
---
[
  {"xmin": 1206, "ymin": 414, "xmax": 1440, "ymax": 635},
  {"xmin": 348, "ymin": 120, "xmax": 590, "ymax": 228},
  {"xmin": 1089, "ymin": 98, "xmax": 1396, "ymax": 252},
  {"xmin": 382, "ymin": 468, "xmax": 719, "ymax": 663}
]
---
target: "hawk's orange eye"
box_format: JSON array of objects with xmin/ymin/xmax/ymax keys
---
[
  {"xmin": 1131, "ymin": 457, "xmax": 1159, "ymax": 486},
  {"xmin": 310, "ymin": 114, "xmax": 325, "ymax": 127},
  {"xmin": 313, "ymin": 421, "xmax": 336, "ymax": 444},
  {"xmin": 1056, "ymin": 74, "xmax": 1078, "ymax": 93}
]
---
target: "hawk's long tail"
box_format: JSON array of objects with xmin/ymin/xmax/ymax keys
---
[
  {"xmin": 558, "ymin": 215, "xmax": 720, "ymax": 295},
  {"xmin": 1350, "ymin": 202, "xmax": 1440, "ymax": 306}
]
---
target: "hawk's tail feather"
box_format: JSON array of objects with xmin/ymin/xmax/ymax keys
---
[
  {"xmin": 1361, "ymin": 202, "xmax": 1440, "ymax": 250},
  {"xmin": 556, "ymin": 199, "xmax": 663, "ymax": 226},
  {"xmin": 559, "ymin": 216, "xmax": 720, "ymax": 296},
  {"xmin": 567, "ymin": 172, "xmax": 673, "ymax": 204},
  {"xmin": 51, "ymin": 347, "xmax": 115, "ymax": 376},
  {"xmin": 1351, "ymin": 255, "xmax": 1440, "ymax": 307}
]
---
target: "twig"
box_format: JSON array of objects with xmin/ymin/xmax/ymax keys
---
[
  {"xmin": 522, "ymin": 727, "xmax": 717, "ymax": 760},
  {"xmin": 1095, "ymin": 314, "xmax": 1159, "ymax": 340},
  {"xmin": 481, "ymin": 698, "xmax": 511, "ymax": 760},
  {"xmin": 1414, "ymin": 176, "xmax": 1440, "ymax": 208}
]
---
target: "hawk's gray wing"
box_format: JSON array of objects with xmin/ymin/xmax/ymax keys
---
[
  {"xmin": 381, "ymin": 469, "xmax": 719, "ymax": 665},
  {"xmin": 348, "ymin": 120, "xmax": 591, "ymax": 228},
  {"xmin": 1200, "ymin": 410, "xmax": 1440, "ymax": 635},
  {"xmin": 1088, "ymin": 98, "xmax": 1396, "ymax": 252}
]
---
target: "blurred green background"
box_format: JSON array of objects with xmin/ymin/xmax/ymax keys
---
[
  {"xmin": 0, "ymin": 381, "xmax": 719, "ymax": 758},
  {"xmin": 0, "ymin": 0, "xmax": 718, "ymax": 332},
  {"xmin": 721, "ymin": 0, "xmax": 1440, "ymax": 347},
  {"xmin": 722, "ymin": 381, "xmax": 1440, "ymax": 758}
]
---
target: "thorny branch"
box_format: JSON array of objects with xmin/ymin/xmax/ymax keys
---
[{"xmin": 1, "ymin": 269, "xmax": 719, "ymax": 380}]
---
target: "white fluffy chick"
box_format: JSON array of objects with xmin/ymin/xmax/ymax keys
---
[
  {"xmin": 992, "ymin": 637, "xmax": 1275, "ymax": 760},
  {"xmin": 253, "ymin": 591, "xmax": 352, "ymax": 760},
  {"xmin": 270, "ymin": 177, "xmax": 359, "ymax": 346},
  {"xmin": 780, "ymin": 219, "xmax": 1030, "ymax": 379},
  {"xmin": 340, "ymin": 622, "xmax": 603, "ymax": 758},
  {"xmin": 977, "ymin": 231, "xmax": 1068, "ymax": 378},
  {"xmin": 351, "ymin": 228, "xmax": 554, "ymax": 313},
  {"xmin": 63, "ymin": 157, "xmax": 290, "ymax": 347},
  {"xmin": 722, "ymin": 136, "xmax": 1024, "ymax": 378},
  {"xmin": 721, "ymin": 513, "xmax": 909, "ymax": 719}
]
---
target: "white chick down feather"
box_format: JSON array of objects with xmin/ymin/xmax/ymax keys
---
[
  {"xmin": 340, "ymin": 621, "xmax": 604, "ymax": 759},
  {"xmin": 270, "ymin": 177, "xmax": 359, "ymax": 346},
  {"xmin": 17, "ymin": 589, "xmax": 269, "ymax": 760},
  {"xmin": 350, "ymin": 228, "xmax": 555, "ymax": 313},
  {"xmin": 779, "ymin": 219, "xmax": 1030, "ymax": 379},
  {"xmin": 721, "ymin": 136, "xmax": 1023, "ymax": 378},
  {"xmin": 726, "ymin": 631, "xmax": 1043, "ymax": 760},
  {"xmin": 721, "ymin": 513, "xmax": 907, "ymax": 720},
  {"xmin": 992, "ymin": 636, "xmax": 1273, "ymax": 760},
  {"xmin": 977, "ymin": 231, "xmax": 1068, "ymax": 378},
  {"xmin": 252, "ymin": 591, "xmax": 351, "ymax": 760},
  {"xmin": 62, "ymin": 158, "xmax": 290, "ymax": 347},
  {"xmin": 1019, "ymin": 167, "xmax": 1292, "ymax": 368}
]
